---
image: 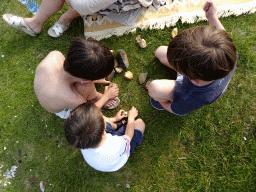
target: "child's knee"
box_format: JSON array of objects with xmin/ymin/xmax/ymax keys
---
[
  {"xmin": 148, "ymin": 80, "xmax": 158, "ymax": 98},
  {"xmin": 155, "ymin": 46, "xmax": 167, "ymax": 58},
  {"xmin": 135, "ymin": 119, "xmax": 145, "ymax": 133},
  {"xmin": 155, "ymin": 46, "xmax": 163, "ymax": 58}
]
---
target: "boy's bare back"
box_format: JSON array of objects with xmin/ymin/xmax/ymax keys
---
[{"xmin": 34, "ymin": 51, "xmax": 86, "ymax": 113}]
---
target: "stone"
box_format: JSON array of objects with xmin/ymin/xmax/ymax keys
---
[
  {"xmin": 136, "ymin": 35, "xmax": 146, "ymax": 48},
  {"xmin": 138, "ymin": 72, "xmax": 148, "ymax": 84},
  {"xmin": 115, "ymin": 67, "xmax": 123, "ymax": 74},
  {"xmin": 172, "ymin": 27, "xmax": 178, "ymax": 38},
  {"xmin": 116, "ymin": 50, "xmax": 129, "ymax": 69},
  {"xmin": 124, "ymin": 71, "xmax": 133, "ymax": 80}
]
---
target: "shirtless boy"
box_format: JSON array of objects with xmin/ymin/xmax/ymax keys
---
[{"xmin": 34, "ymin": 38, "xmax": 119, "ymax": 119}]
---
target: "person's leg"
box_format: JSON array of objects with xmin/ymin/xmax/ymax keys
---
[
  {"xmin": 24, "ymin": 0, "xmax": 66, "ymax": 33},
  {"xmin": 148, "ymin": 79, "xmax": 176, "ymax": 102},
  {"xmin": 134, "ymin": 119, "xmax": 145, "ymax": 134},
  {"xmin": 130, "ymin": 119, "xmax": 145, "ymax": 154},
  {"xmin": 47, "ymin": 5, "xmax": 80, "ymax": 37},
  {"xmin": 155, "ymin": 46, "xmax": 174, "ymax": 69},
  {"xmin": 57, "ymin": 6, "xmax": 80, "ymax": 25}
]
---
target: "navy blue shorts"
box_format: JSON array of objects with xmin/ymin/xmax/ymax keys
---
[{"xmin": 105, "ymin": 122, "xmax": 143, "ymax": 155}]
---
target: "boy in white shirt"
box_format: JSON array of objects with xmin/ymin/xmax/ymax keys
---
[{"xmin": 64, "ymin": 103, "xmax": 145, "ymax": 172}]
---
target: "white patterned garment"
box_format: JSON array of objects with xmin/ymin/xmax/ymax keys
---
[
  {"xmin": 81, "ymin": 133, "xmax": 130, "ymax": 172},
  {"xmin": 54, "ymin": 108, "xmax": 72, "ymax": 119},
  {"xmin": 75, "ymin": 0, "xmax": 167, "ymax": 25},
  {"xmin": 98, "ymin": 0, "xmax": 167, "ymax": 25},
  {"xmin": 70, "ymin": 0, "xmax": 118, "ymax": 15}
]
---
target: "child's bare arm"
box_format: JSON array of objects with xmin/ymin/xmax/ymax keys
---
[
  {"xmin": 204, "ymin": 1, "xmax": 225, "ymax": 31},
  {"xmin": 124, "ymin": 107, "xmax": 138, "ymax": 141},
  {"xmin": 107, "ymin": 110, "xmax": 126, "ymax": 129},
  {"xmin": 103, "ymin": 116, "xmax": 118, "ymax": 129}
]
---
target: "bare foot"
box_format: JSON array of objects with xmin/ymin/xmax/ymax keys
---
[{"xmin": 104, "ymin": 98, "xmax": 118, "ymax": 108}]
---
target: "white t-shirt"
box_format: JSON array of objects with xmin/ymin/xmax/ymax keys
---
[{"xmin": 81, "ymin": 133, "xmax": 130, "ymax": 172}]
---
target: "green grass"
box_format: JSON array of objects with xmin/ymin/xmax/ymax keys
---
[{"xmin": 0, "ymin": 0, "xmax": 256, "ymax": 191}]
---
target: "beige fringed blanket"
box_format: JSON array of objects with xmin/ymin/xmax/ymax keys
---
[{"xmin": 83, "ymin": 0, "xmax": 256, "ymax": 40}]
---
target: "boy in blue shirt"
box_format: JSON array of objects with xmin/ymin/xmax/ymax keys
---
[{"xmin": 148, "ymin": 1, "xmax": 237, "ymax": 115}]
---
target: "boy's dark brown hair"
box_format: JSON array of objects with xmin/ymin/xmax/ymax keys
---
[
  {"xmin": 64, "ymin": 37, "xmax": 114, "ymax": 80},
  {"xmin": 167, "ymin": 25, "xmax": 237, "ymax": 81},
  {"xmin": 64, "ymin": 102, "xmax": 105, "ymax": 149}
]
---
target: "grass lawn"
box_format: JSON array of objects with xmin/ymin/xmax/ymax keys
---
[{"xmin": 0, "ymin": 0, "xmax": 256, "ymax": 191}]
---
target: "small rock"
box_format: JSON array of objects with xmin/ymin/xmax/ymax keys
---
[
  {"xmin": 139, "ymin": 39, "xmax": 146, "ymax": 48},
  {"xmin": 115, "ymin": 67, "xmax": 123, "ymax": 74},
  {"xmin": 124, "ymin": 71, "xmax": 133, "ymax": 80},
  {"xmin": 172, "ymin": 27, "xmax": 178, "ymax": 38},
  {"xmin": 116, "ymin": 50, "xmax": 129, "ymax": 70},
  {"xmin": 138, "ymin": 72, "xmax": 148, "ymax": 84},
  {"xmin": 136, "ymin": 35, "xmax": 146, "ymax": 48}
]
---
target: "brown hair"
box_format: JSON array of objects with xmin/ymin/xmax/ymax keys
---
[
  {"xmin": 167, "ymin": 25, "xmax": 237, "ymax": 81},
  {"xmin": 64, "ymin": 37, "xmax": 114, "ymax": 80},
  {"xmin": 64, "ymin": 102, "xmax": 105, "ymax": 149}
]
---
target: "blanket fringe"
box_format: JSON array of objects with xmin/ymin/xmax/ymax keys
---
[{"xmin": 85, "ymin": 1, "xmax": 256, "ymax": 40}]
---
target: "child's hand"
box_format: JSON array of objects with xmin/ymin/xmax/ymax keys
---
[
  {"xmin": 103, "ymin": 85, "xmax": 119, "ymax": 99},
  {"xmin": 203, "ymin": 1, "xmax": 217, "ymax": 19},
  {"xmin": 114, "ymin": 109, "xmax": 126, "ymax": 122},
  {"xmin": 128, "ymin": 106, "xmax": 138, "ymax": 120}
]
